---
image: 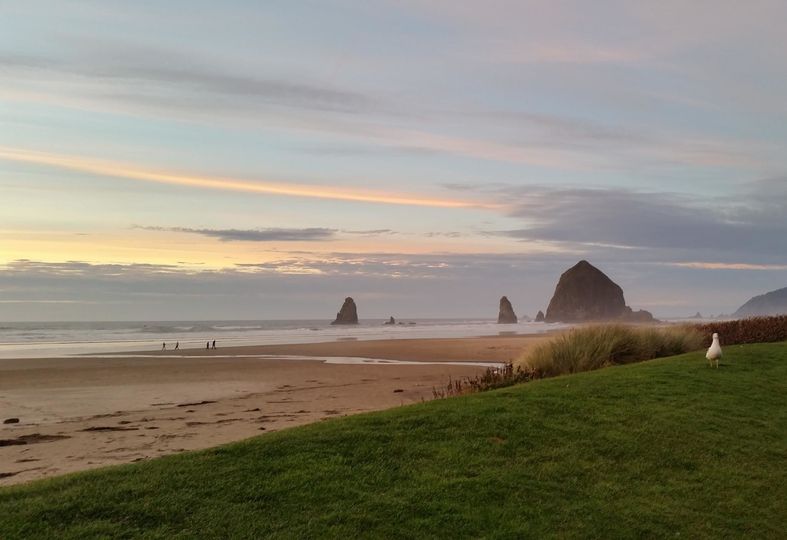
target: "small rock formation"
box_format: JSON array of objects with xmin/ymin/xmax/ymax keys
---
[
  {"xmin": 497, "ymin": 296, "xmax": 518, "ymax": 324},
  {"xmin": 734, "ymin": 286, "xmax": 787, "ymax": 317},
  {"xmin": 535, "ymin": 310, "xmax": 545, "ymax": 322},
  {"xmin": 3, "ymin": 418, "xmax": 20, "ymax": 424},
  {"xmin": 691, "ymin": 312, "xmax": 703, "ymax": 319},
  {"xmin": 384, "ymin": 316, "xmax": 396, "ymax": 325},
  {"xmin": 621, "ymin": 306, "xmax": 656, "ymax": 323},
  {"xmin": 545, "ymin": 260, "xmax": 654, "ymax": 323},
  {"xmin": 331, "ymin": 297, "xmax": 359, "ymax": 325}
]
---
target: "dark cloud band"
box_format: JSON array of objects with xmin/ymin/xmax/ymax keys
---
[{"xmin": 135, "ymin": 226, "xmax": 337, "ymax": 242}]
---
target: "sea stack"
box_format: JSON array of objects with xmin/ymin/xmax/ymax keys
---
[
  {"xmin": 535, "ymin": 310, "xmax": 545, "ymax": 322},
  {"xmin": 497, "ymin": 296, "xmax": 518, "ymax": 324},
  {"xmin": 545, "ymin": 260, "xmax": 654, "ymax": 323},
  {"xmin": 331, "ymin": 297, "xmax": 359, "ymax": 325}
]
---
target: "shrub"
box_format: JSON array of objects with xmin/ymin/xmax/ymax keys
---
[
  {"xmin": 516, "ymin": 325, "xmax": 704, "ymax": 378},
  {"xmin": 693, "ymin": 315, "xmax": 787, "ymax": 346},
  {"xmin": 432, "ymin": 363, "xmax": 532, "ymax": 398}
]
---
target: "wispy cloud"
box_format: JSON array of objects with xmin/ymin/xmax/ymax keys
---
[
  {"xmin": 0, "ymin": 146, "xmax": 484, "ymax": 208},
  {"xmin": 0, "ymin": 299, "xmax": 98, "ymax": 304},
  {"xmin": 1, "ymin": 259, "xmax": 187, "ymax": 277},
  {"xmin": 665, "ymin": 262, "xmax": 787, "ymax": 271},
  {"xmin": 137, "ymin": 226, "xmax": 338, "ymax": 242},
  {"xmin": 423, "ymin": 231, "xmax": 464, "ymax": 238},
  {"xmin": 340, "ymin": 229, "xmax": 398, "ymax": 236},
  {"xmin": 0, "ymin": 43, "xmax": 381, "ymax": 115},
  {"xmin": 487, "ymin": 42, "xmax": 644, "ymax": 65},
  {"xmin": 1, "ymin": 33, "xmax": 767, "ymax": 174}
]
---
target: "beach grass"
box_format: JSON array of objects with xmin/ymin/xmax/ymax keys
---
[
  {"xmin": 1, "ymin": 342, "xmax": 785, "ymax": 539},
  {"xmin": 517, "ymin": 324, "xmax": 704, "ymax": 377}
]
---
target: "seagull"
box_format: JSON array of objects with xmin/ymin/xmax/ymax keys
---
[{"xmin": 706, "ymin": 333, "xmax": 722, "ymax": 368}]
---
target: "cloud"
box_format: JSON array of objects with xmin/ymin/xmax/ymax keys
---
[
  {"xmin": 340, "ymin": 229, "xmax": 398, "ymax": 236},
  {"xmin": 664, "ymin": 262, "xmax": 787, "ymax": 271},
  {"xmin": 235, "ymin": 252, "xmax": 458, "ymax": 278},
  {"xmin": 3, "ymin": 251, "xmax": 785, "ymax": 321},
  {"xmin": 136, "ymin": 226, "xmax": 338, "ymax": 242},
  {"xmin": 467, "ymin": 183, "xmax": 787, "ymax": 261},
  {"xmin": 423, "ymin": 231, "xmax": 464, "ymax": 238},
  {"xmin": 486, "ymin": 42, "xmax": 644, "ymax": 65},
  {"xmin": 1, "ymin": 259, "xmax": 187, "ymax": 277},
  {"xmin": 0, "ymin": 42, "xmax": 380, "ymax": 115},
  {"xmin": 1, "ymin": 35, "xmax": 768, "ymax": 174},
  {"xmin": 0, "ymin": 146, "xmax": 482, "ymax": 208}
]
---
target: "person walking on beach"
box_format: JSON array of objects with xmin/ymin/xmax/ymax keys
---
[
  {"xmin": 206, "ymin": 341, "xmax": 210, "ymax": 350},
  {"xmin": 212, "ymin": 340, "xmax": 216, "ymax": 350},
  {"xmin": 162, "ymin": 342, "xmax": 166, "ymax": 350},
  {"xmin": 175, "ymin": 342, "xmax": 179, "ymax": 350}
]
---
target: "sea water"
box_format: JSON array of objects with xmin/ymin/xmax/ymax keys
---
[{"xmin": 0, "ymin": 319, "xmax": 568, "ymax": 359}]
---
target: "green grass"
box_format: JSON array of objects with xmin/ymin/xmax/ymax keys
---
[{"xmin": 2, "ymin": 343, "xmax": 786, "ymax": 539}]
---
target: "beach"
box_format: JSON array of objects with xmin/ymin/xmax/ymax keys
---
[{"xmin": 0, "ymin": 334, "xmax": 548, "ymax": 486}]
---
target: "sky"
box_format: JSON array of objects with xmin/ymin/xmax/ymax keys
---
[{"xmin": 1, "ymin": 0, "xmax": 786, "ymax": 321}]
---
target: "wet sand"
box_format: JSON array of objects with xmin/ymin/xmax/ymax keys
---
[{"xmin": 0, "ymin": 335, "xmax": 549, "ymax": 486}]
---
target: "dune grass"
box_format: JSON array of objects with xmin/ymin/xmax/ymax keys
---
[
  {"xmin": 517, "ymin": 324, "xmax": 704, "ymax": 377},
  {"xmin": 1, "ymin": 343, "xmax": 786, "ymax": 539}
]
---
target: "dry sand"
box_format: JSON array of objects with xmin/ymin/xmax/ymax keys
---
[{"xmin": 0, "ymin": 335, "xmax": 549, "ymax": 486}]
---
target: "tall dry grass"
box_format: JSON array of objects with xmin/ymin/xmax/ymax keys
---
[
  {"xmin": 516, "ymin": 325, "xmax": 704, "ymax": 378},
  {"xmin": 432, "ymin": 363, "xmax": 532, "ymax": 399}
]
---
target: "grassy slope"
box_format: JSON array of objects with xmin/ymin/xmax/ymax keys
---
[{"xmin": 1, "ymin": 343, "xmax": 786, "ymax": 539}]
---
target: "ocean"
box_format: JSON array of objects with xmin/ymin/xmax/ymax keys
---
[{"xmin": 0, "ymin": 319, "xmax": 568, "ymax": 359}]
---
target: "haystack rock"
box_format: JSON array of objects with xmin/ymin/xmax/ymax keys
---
[
  {"xmin": 535, "ymin": 310, "xmax": 545, "ymax": 322},
  {"xmin": 331, "ymin": 297, "xmax": 358, "ymax": 325},
  {"xmin": 545, "ymin": 260, "xmax": 654, "ymax": 323},
  {"xmin": 384, "ymin": 316, "xmax": 396, "ymax": 325},
  {"xmin": 497, "ymin": 296, "xmax": 518, "ymax": 324}
]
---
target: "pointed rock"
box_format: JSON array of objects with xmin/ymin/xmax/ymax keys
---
[
  {"xmin": 331, "ymin": 297, "xmax": 359, "ymax": 325},
  {"xmin": 545, "ymin": 260, "xmax": 654, "ymax": 323},
  {"xmin": 535, "ymin": 310, "xmax": 545, "ymax": 322},
  {"xmin": 497, "ymin": 296, "xmax": 518, "ymax": 324}
]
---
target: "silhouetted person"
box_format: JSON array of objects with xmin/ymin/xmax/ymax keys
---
[
  {"xmin": 162, "ymin": 342, "xmax": 166, "ymax": 351},
  {"xmin": 175, "ymin": 342, "xmax": 179, "ymax": 350},
  {"xmin": 212, "ymin": 340, "xmax": 216, "ymax": 349},
  {"xmin": 206, "ymin": 341, "xmax": 210, "ymax": 350}
]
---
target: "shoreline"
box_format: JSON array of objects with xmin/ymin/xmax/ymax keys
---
[
  {"xmin": 0, "ymin": 320, "xmax": 570, "ymax": 359},
  {"xmin": 0, "ymin": 334, "xmax": 550, "ymax": 486},
  {"xmin": 114, "ymin": 333, "xmax": 554, "ymax": 362}
]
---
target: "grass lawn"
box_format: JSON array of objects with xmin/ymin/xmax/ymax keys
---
[{"xmin": 1, "ymin": 343, "xmax": 785, "ymax": 539}]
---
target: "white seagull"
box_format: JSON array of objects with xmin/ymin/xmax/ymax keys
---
[{"xmin": 706, "ymin": 333, "xmax": 722, "ymax": 368}]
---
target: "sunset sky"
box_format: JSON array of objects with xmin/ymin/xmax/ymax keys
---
[{"xmin": 1, "ymin": 1, "xmax": 786, "ymax": 320}]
